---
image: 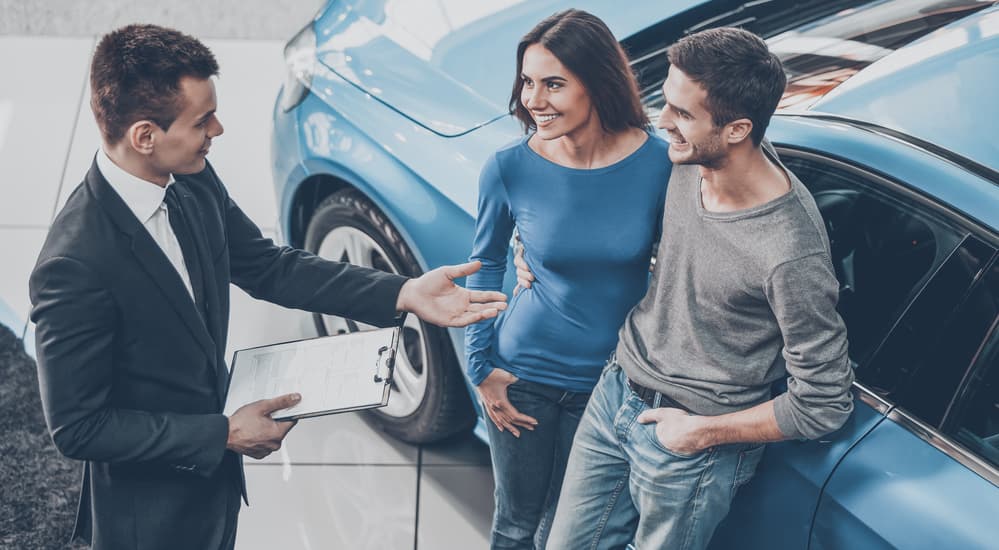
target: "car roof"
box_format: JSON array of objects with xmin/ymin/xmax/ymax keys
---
[{"xmin": 810, "ymin": 4, "xmax": 999, "ymax": 174}]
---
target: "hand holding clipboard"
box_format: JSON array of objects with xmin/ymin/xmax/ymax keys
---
[{"xmin": 223, "ymin": 327, "xmax": 400, "ymax": 421}]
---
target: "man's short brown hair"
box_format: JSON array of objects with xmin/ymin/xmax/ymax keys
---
[
  {"xmin": 667, "ymin": 27, "xmax": 786, "ymax": 146},
  {"xmin": 90, "ymin": 24, "xmax": 219, "ymax": 144}
]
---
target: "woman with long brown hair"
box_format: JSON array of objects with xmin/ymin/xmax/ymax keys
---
[{"xmin": 465, "ymin": 10, "xmax": 670, "ymax": 549}]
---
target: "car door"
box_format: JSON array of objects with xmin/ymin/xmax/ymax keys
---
[
  {"xmin": 710, "ymin": 150, "xmax": 989, "ymax": 549},
  {"xmin": 810, "ymin": 250, "xmax": 999, "ymax": 549},
  {"xmin": 709, "ymin": 391, "xmax": 888, "ymax": 549}
]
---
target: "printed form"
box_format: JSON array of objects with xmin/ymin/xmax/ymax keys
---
[{"xmin": 223, "ymin": 328, "xmax": 398, "ymax": 420}]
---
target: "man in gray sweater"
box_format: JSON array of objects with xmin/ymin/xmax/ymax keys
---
[{"xmin": 521, "ymin": 28, "xmax": 855, "ymax": 549}]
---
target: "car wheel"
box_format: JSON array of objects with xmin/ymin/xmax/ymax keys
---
[{"xmin": 303, "ymin": 188, "xmax": 474, "ymax": 443}]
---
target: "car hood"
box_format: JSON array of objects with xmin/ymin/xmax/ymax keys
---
[
  {"xmin": 811, "ymin": 4, "xmax": 999, "ymax": 173},
  {"xmin": 313, "ymin": 0, "xmax": 713, "ymax": 137}
]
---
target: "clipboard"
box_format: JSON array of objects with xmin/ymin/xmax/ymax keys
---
[{"xmin": 222, "ymin": 327, "xmax": 400, "ymax": 421}]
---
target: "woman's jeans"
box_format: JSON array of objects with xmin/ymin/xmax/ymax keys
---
[
  {"xmin": 546, "ymin": 361, "xmax": 765, "ymax": 550},
  {"xmin": 486, "ymin": 377, "xmax": 591, "ymax": 550}
]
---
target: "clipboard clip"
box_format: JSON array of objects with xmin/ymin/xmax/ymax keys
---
[{"xmin": 373, "ymin": 345, "xmax": 396, "ymax": 384}]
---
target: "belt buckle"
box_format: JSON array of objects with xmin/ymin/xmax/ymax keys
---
[{"xmin": 627, "ymin": 377, "xmax": 659, "ymax": 408}]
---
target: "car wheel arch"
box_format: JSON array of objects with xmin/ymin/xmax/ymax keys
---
[{"xmin": 288, "ymin": 170, "xmax": 432, "ymax": 271}]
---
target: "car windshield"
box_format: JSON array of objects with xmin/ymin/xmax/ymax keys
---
[
  {"xmin": 636, "ymin": 0, "xmax": 995, "ymax": 112},
  {"xmin": 773, "ymin": 0, "xmax": 995, "ymax": 109}
]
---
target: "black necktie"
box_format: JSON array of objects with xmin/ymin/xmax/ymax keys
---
[{"xmin": 164, "ymin": 184, "xmax": 206, "ymax": 319}]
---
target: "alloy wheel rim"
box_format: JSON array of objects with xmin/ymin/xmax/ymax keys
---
[{"xmin": 317, "ymin": 226, "xmax": 428, "ymax": 417}]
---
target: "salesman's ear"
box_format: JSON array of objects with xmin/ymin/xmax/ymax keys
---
[{"xmin": 126, "ymin": 120, "xmax": 158, "ymax": 156}]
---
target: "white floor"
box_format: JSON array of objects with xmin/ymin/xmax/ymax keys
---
[{"xmin": 0, "ymin": 35, "xmax": 494, "ymax": 550}]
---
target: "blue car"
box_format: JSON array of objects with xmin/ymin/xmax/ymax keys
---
[{"xmin": 272, "ymin": 0, "xmax": 999, "ymax": 546}]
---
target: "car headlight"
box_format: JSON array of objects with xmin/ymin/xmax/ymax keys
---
[{"xmin": 280, "ymin": 22, "xmax": 318, "ymax": 112}]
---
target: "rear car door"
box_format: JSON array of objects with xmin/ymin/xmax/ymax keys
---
[{"xmin": 810, "ymin": 250, "xmax": 999, "ymax": 549}]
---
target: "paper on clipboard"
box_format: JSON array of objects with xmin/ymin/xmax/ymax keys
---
[{"xmin": 223, "ymin": 327, "xmax": 399, "ymax": 420}]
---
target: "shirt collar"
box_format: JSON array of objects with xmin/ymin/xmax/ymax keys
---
[{"xmin": 95, "ymin": 149, "xmax": 176, "ymax": 224}]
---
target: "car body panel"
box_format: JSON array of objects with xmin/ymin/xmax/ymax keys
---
[
  {"xmin": 767, "ymin": 115, "xmax": 999, "ymax": 233},
  {"xmin": 272, "ymin": 61, "xmax": 521, "ymax": 246},
  {"xmin": 710, "ymin": 393, "xmax": 888, "ymax": 549},
  {"xmin": 312, "ymin": 0, "xmax": 715, "ymax": 136},
  {"xmin": 810, "ymin": 414, "xmax": 999, "ymax": 548},
  {"xmin": 813, "ymin": 5, "xmax": 999, "ymax": 173}
]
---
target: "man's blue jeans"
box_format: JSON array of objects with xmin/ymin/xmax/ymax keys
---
[
  {"xmin": 546, "ymin": 362, "xmax": 765, "ymax": 550},
  {"xmin": 486, "ymin": 377, "xmax": 591, "ymax": 550}
]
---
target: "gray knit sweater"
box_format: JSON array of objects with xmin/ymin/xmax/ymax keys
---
[{"xmin": 616, "ymin": 152, "xmax": 854, "ymax": 440}]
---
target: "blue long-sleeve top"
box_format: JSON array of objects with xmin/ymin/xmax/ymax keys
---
[{"xmin": 465, "ymin": 133, "xmax": 671, "ymax": 392}]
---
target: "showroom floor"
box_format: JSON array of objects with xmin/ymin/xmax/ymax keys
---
[{"xmin": 0, "ymin": 10, "xmax": 496, "ymax": 550}]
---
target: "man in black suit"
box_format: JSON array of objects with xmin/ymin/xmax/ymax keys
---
[{"xmin": 29, "ymin": 24, "xmax": 506, "ymax": 550}]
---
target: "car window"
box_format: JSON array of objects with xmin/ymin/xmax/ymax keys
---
[
  {"xmin": 947, "ymin": 261, "xmax": 999, "ymax": 468},
  {"xmin": 864, "ymin": 236, "xmax": 996, "ymax": 426},
  {"xmin": 629, "ymin": 0, "xmax": 994, "ymax": 113},
  {"xmin": 781, "ymin": 153, "xmax": 999, "ymax": 428},
  {"xmin": 780, "ymin": 155, "xmax": 966, "ymax": 369},
  {"xmin": 628, "ymin": 0, "xmax": 870, "ymax": 112},
  {"xmin": 770, "ymin": 0, "xmax": 994, "ymax": 110},
  {"xmin": 866, "ymin": 237, "xmax": 996, "ymax": 426}
]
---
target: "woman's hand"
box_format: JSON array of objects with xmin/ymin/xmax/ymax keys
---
[{"xmin": 477, "ymin": 368, "xmax": 538, "ymax": 437}]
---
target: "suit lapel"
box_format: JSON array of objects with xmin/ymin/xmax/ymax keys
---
[{"xmin": 85, "ymin": 161, "xmax": 218, "ymax": 364}]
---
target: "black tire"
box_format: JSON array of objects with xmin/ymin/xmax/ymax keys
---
[{"xmin": 303, "ymin": 188, "xmax": 474, "ymax": 443}]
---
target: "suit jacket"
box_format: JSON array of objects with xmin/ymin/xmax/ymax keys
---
[{"xmin": 29, "ymin": 159, "xmax": 407, "ymax": 550}]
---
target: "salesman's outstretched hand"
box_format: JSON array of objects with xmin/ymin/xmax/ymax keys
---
[
  {"xmin": 396, "ymin": 261, "xmax": 507, "ymax": 327},
  {"xmin": 226, "ymin": 393, "xmax": 300, "ymax": 460}
]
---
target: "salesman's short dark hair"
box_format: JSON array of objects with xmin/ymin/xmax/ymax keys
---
[{"xmin": 90, "ymin": 24, "xmax": 219, "ymax": 144}]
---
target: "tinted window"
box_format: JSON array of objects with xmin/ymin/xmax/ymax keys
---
[
  {"xmin": 948, "ymin": 260, "xmax": 999, "ymax": 468},
  {"xmin": 628, "ymin": 0, "xmax": 869, "ymax": 104},
  {"xmin": 780, "ymin": 156, "xmax": 965, "ymax": 367},
  {"xmin": 867, "ymin": 237, "xmax": 995, "ymax": 425},
  {"xmin": 770, "ymin": 0, "xmax": 993, "ymax": 109},
  {"xmin": 630, "ymin": 0, "xmax": 993, "ymax": 112}
]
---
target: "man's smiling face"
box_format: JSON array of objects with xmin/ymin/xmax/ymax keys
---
[{"xmin": 657, "ymin": 66, "xmax": 727, "ymax": 168}]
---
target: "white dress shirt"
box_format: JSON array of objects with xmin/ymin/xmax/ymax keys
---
[{"xmin": 95, "ymin": 150, "xmax": 195, "ymax": 300}]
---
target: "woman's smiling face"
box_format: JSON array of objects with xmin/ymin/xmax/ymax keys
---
[{"xmin": 519, "ymin": 43, "xmax": 599, "ymax": 141}]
